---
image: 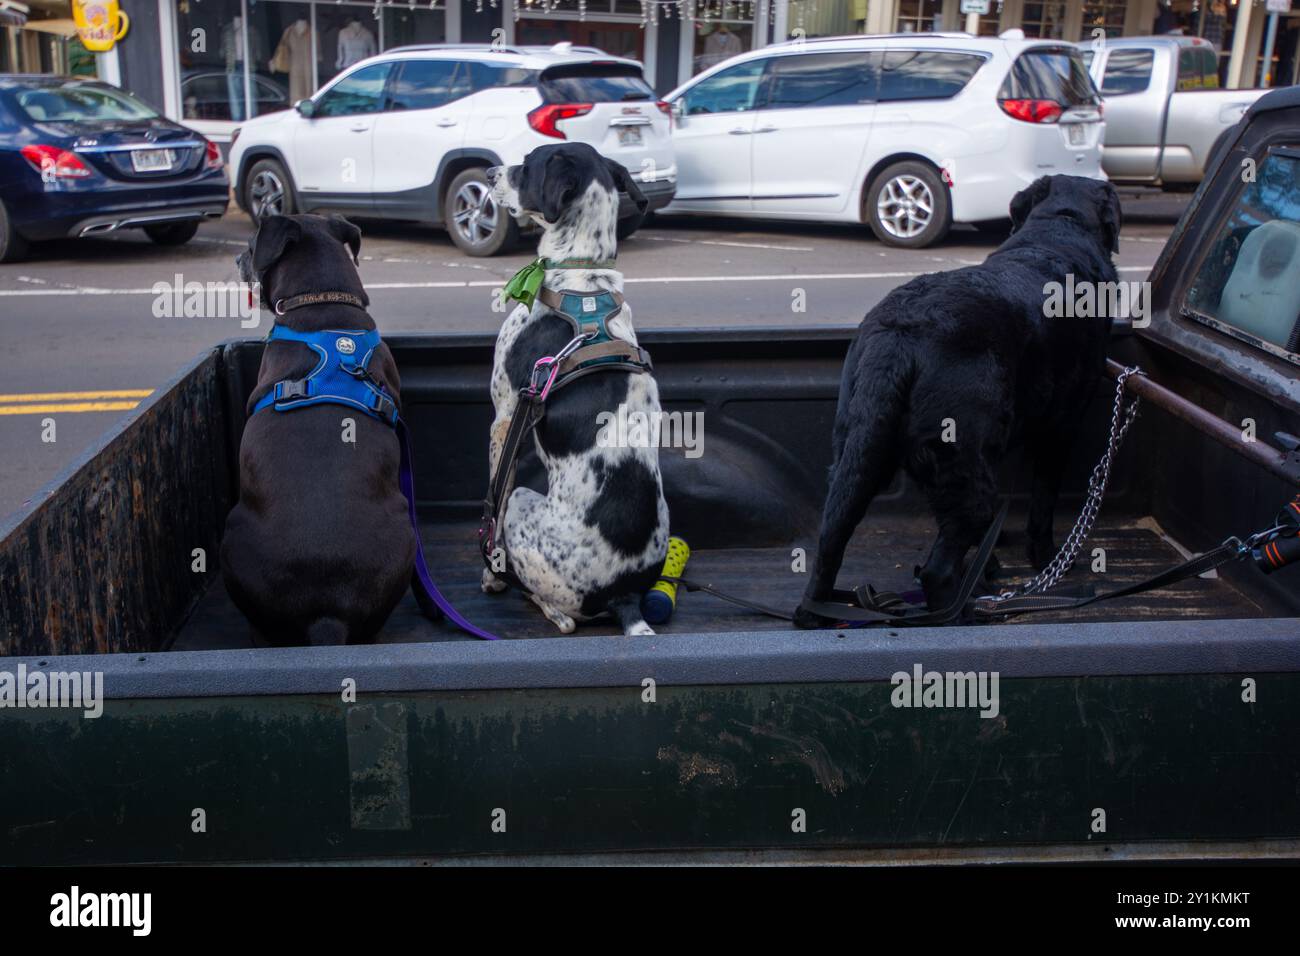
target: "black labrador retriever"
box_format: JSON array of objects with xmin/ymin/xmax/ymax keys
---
[
  {"xmin": 795, "ymin": 175, "xmax": 1123, "ymax": 627},
  {"xmin": 223, "ymin": 213, "xmax": 413, "ymax": 645}
]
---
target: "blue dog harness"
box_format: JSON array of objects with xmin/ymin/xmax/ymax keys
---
[{"xmin": 251, "ymin": 324, "xmax": 398, "ymax": 425}]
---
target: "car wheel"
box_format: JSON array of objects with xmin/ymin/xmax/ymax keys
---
[
  {"xmin": 444, "ymin": 167, "xmax": 518, "ymax": 257},
  {"xmin": 616, "ymin": 211, "xmax": 645, "ymax": 242},
  {"xmin": 0, "ymin": 201, "xmax": 30, "ymax": 263},
  {"xmin": 144, "ymin": 221, "xmax": 200, "ymax": 246},
  {"xmin": 867, "ymin": 162, "xmax": 951, "ymax": 248},
  {"xmin": 245, "ymin": 158, "xmax": 295, "ymax": 220}
]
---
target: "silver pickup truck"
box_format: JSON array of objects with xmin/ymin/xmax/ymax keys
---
[{"xmin": 1080, "ymin": 35, "xmax": 1269, "ymax": 188}]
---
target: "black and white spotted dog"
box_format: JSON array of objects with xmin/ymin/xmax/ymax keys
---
[{"xmin": 483, "ymin": 143, "xmax": 669, "ymax": 636}]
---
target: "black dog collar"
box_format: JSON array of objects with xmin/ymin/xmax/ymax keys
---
[{"xmin": 273, "ymin": 291, "xmax": 368, "ymax": 315}]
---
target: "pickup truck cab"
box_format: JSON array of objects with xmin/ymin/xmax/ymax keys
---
[
  {"xmin": 1, "ymin": 90, "xmax": 1298, "ymax": 866},
  {"xmin": 1080, "ymin": 35, "xmax": 1268, "ymax": 188}
]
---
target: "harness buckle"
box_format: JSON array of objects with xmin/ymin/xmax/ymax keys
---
[{"xmin": 275, "ymin": 379, "xmax": 310, "ymax": 402}]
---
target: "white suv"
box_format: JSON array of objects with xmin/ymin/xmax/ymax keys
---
[
  {"xmin": 662, "ymin": 32, "xmax": 1105, "ymax": 248},
  {"xmin": 228, "ymin": 43, "xmax": 676, "ymax": 256}
]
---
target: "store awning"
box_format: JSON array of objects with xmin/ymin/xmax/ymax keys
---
[{"xmin": 22, "ymin": 17, "xmax": 76, "ymax": 36}]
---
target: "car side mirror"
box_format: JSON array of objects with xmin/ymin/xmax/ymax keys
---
[
  {"xmin": 295, "ymin": 99, "xmax": 315, "ymax": 118},
  {"xmin": 671, "ymin": 98, "xmax": 685, "ymax": 120}
]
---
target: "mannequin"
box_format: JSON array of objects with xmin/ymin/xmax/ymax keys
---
[
  {"xmin": 336, "ymin": 17, "xmax": 377, "ymax": 70},
  {"xmin": 271, "ymin": 18, "xmax": 315, "ymax": 103}
]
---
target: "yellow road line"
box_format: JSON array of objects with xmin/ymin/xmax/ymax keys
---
[
  {"xmin": 0, "ymin": 389, "xmax": 153, "ymax": 403},
  {"xmin": 0, "ymin": 401, "xmax": 143, "ymax": 416}
]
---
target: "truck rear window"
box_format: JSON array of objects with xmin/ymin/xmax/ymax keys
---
[
  {"xmin": 540, "ymin": 64, "xmax": 654, "ymax": 103},
  {"xmin": 1186, "ymin": 148, "xmax": 1300, "ymax": 361},
  {"xmin": 1000, "ymin": 48, "xmax": 1097, "ymax": 106}
]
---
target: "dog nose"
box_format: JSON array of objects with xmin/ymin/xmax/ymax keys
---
[{"xmin": 485, "ymin": 166, "xmax": 502, "ymax": 184}]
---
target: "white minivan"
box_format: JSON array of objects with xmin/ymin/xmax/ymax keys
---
[{"xmin": 661, "ymin": 32, "xmax": 1106, "ymax": 248}]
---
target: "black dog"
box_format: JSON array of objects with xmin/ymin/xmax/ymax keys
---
[
  {"xmin": 223, "ymin": 213, "xmax": 413, "ymax": 645},
  {"xmin": 795, "ymin": 175, "xmax": 1122, "ymax": 626}
]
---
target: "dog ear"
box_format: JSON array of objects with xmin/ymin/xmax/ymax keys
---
[
  {"xmin": 1009, "ymin": 177, "xmax": 1053, "ymax": 233},
  {"xmin": 540, "ymin": 151, "xmax": 580, "ymax": 224},
  {"xmin": 252, "ymin": 215, "xmax": 302, "ymax": 275},
  {"xmin": 325, "ymin": 214, "xmax": 362, "ymax": 264},
  {"xmin": 1098, "ymin": 183, "xmax": 1123, "ymax": 254},
  {"xmin": 603, "ymin": 157, "xmax": 648, "ymax": 216}
]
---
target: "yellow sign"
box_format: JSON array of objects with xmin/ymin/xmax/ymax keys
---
[{"xmin": 72, "ymin": 0, "xmax": 129, "ymax": 53}]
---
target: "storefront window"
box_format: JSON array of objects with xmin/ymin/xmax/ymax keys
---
[
  {"xmin": 177, "ymin": 0, "xmax": 445, "ymax": 126},
  {"xmin": 1080, "ymin": 0, "xmax": 1126, "ymax": 40},
  {"xmin": 1022, "ymin": 3, "xmax": 1066, "ymax": 39},
  {"xmin": 896, "ymin": 0, "xmax": 943, "ymax": 33},
  {"xmin": 691, "ymin": 19, "xmax": 751, "ymax": 74},
  {"xmin": 786, "ymin": 0, "xmax": 861, "ymax": 39}
]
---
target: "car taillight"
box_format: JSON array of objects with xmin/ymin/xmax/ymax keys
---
[
  {"xmin": 528, "ymin": 103, "xmax": 593, "ymax": 139},
  {"xmin": 999, "ymin": 98, "xmax": 1064, "ymax": 123},
  {"xmin": 204, "ymin": 139, "xmax": 223, "ymax": 169},
  {"xmin": 20, "ymin": 144, "xmax": 92, "ymax": 179}
]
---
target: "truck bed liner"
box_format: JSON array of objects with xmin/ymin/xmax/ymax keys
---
[{"xmin": 172, "ymin": 509, "xmax": 1269, "ymax": 650}]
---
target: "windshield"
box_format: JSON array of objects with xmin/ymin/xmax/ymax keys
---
[{"xmin": 13, "ymin": 84, "xmax": 158, "ymax": 123}]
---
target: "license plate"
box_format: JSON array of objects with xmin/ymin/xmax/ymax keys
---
[
  {"xmin": 1066, "ymin": 124, "xmax": 1086, "ymax": 146},
  {"xmin": 131, "ymin": 148, "xmax": 175, "ymax": 172},
  {"xmin": 616, "ymin": 125, "xmax": 643, "ymax": 147}
]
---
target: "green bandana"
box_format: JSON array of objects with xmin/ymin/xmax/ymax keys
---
[{"xmin": 503, "ymin": 258, "xmax": 618, "ymax": 310}]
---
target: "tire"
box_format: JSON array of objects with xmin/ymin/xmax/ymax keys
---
[
  {"xmin": 0, "ymin": 201, "xmax": 29, "ymax": 263},
  {"xmin": 144, "ymin": 220, "xmax": 200, "ymax": 246},
  {"xmin": 866, "ymin": 161, "xmax": 952, "ymax": 248},
  {"xmin": 444, "ymin": 166, "xmax": 518, "ymax": 257},
  {"xmin": 244, "ymin": 158, "xmax": 295, "ymax": 220},
  {"xmin": 616, "ymin": 210, "xmax": 646, "ymax": 241}
]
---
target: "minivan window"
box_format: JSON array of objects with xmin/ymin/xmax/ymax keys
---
[
  {"xmin": 1186, "ymin": 148, "xmax": 1300, "ymax": 359},
  {"xmin": 314, "ymin": 63, "xmax": 393, "ymax": 117},
  {"xmin": 999, "ymin": 48, "xmax": 1096, "ymax": 106},
  {"xmin": 541, "ymin": 64, "xmax": 654, "ymax": 103},
  {"xmin": 1099, "ymin": 49, "xmax": 1154, "ymax": 96},
  {"xmin": 878, "ymin": 51, "xmax": 985, "ymax": 102},
  {"xmin": 681, "ymin": 59, "xmax": 766, "ymax": 114},
  {"xmin": 388, "ymin": 60, "xmax": 470, "ymax": 111},
  {"xmin": 765, "ymin": 51, "xmax": 879, "ymax": 109}
]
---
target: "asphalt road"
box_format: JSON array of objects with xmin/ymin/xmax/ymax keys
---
[{"xmin": 0, "ymin": 192, "xmax": 1187, "ymax": 521}]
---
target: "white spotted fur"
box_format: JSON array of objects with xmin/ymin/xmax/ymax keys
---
[{"xmin": 484, "ymin": 171, "xmax": 669, "ymax": 635}]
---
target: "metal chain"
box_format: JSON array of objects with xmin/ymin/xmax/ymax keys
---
[{"xmin": 988, "ymin": 366, "xmax": 1143, "ymax": 601}]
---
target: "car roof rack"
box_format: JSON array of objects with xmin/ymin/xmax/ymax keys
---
[{"xmin": 384, "ymin": 42, "xmax": 611, "ymax": 57}]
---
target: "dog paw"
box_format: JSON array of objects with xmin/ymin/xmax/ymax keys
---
[
  {"xmin": 481, "ymin": 569, "xmax": 508, "ymax": 594},
  {"xmin": 626, "ymin": 621, "xmax": 655, "ymax": 637},
  {"xmin": 529, "ymin": 594, "xmax": 576, "ymax": 633}
]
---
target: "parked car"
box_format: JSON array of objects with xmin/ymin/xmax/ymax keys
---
[
  {"xmin": 0, "ymin": 76, "xmax": 229, "ymax": 263},
  {"xmin": 227, "ymin": 43, "xmax": 677, "ymax": 256},
  {"xmin": 181, "ymin": 70, "xmax": 290, "ymax": 122},
  {"xmin": 659, "ymin": 31, "xmax": 1105, "ymax": 248},
  {"xmin": 1079, "ymin": 35, "xmax": 1269, "ymax": 189}
]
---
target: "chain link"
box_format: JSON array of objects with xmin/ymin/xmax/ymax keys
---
[{"xmin": 987, "ymin": 366, "xmax": 1143, "ymax": 602}]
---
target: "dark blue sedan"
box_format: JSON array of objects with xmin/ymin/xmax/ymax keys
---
[{"xmin": 0, "ymin": 76, "xmax": 229, "ymax": 262}]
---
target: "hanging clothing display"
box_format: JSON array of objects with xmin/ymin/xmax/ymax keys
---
[
  {"xmin": 336, "ymin": 20, "xmax": 377, "ymax": 70},
  {"xmin": 271, "ymin": 19, "xmax": 315, "ymax": 104}
]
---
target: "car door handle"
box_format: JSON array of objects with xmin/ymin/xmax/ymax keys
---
[
  {"xmin": 728, "ymin": 127, "xmax": 751, "ymax": 135},
  {"xmin": 436, "ymin": 118, "xmax": 457, "ymax": 127},
  {"xmin": 754, "ymin": 125, "xmax": 777, "ymax": 133},
  {"xmin": 350, "ymin": 123, "xmax": 370, "ymax": 133}
]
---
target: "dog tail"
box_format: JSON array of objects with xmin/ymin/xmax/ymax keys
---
[
  {"xmin": 306, "ymin": 617, "xmax": 350, "ymax": 646},
  {"xmin": 609, "ymin": 595, "xmax": 654, "ymax": 637}
]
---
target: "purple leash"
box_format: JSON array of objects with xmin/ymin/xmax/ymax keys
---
[{"xmin": 396, "ymin": 418, "xmax": 500, "ymax": 641}]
